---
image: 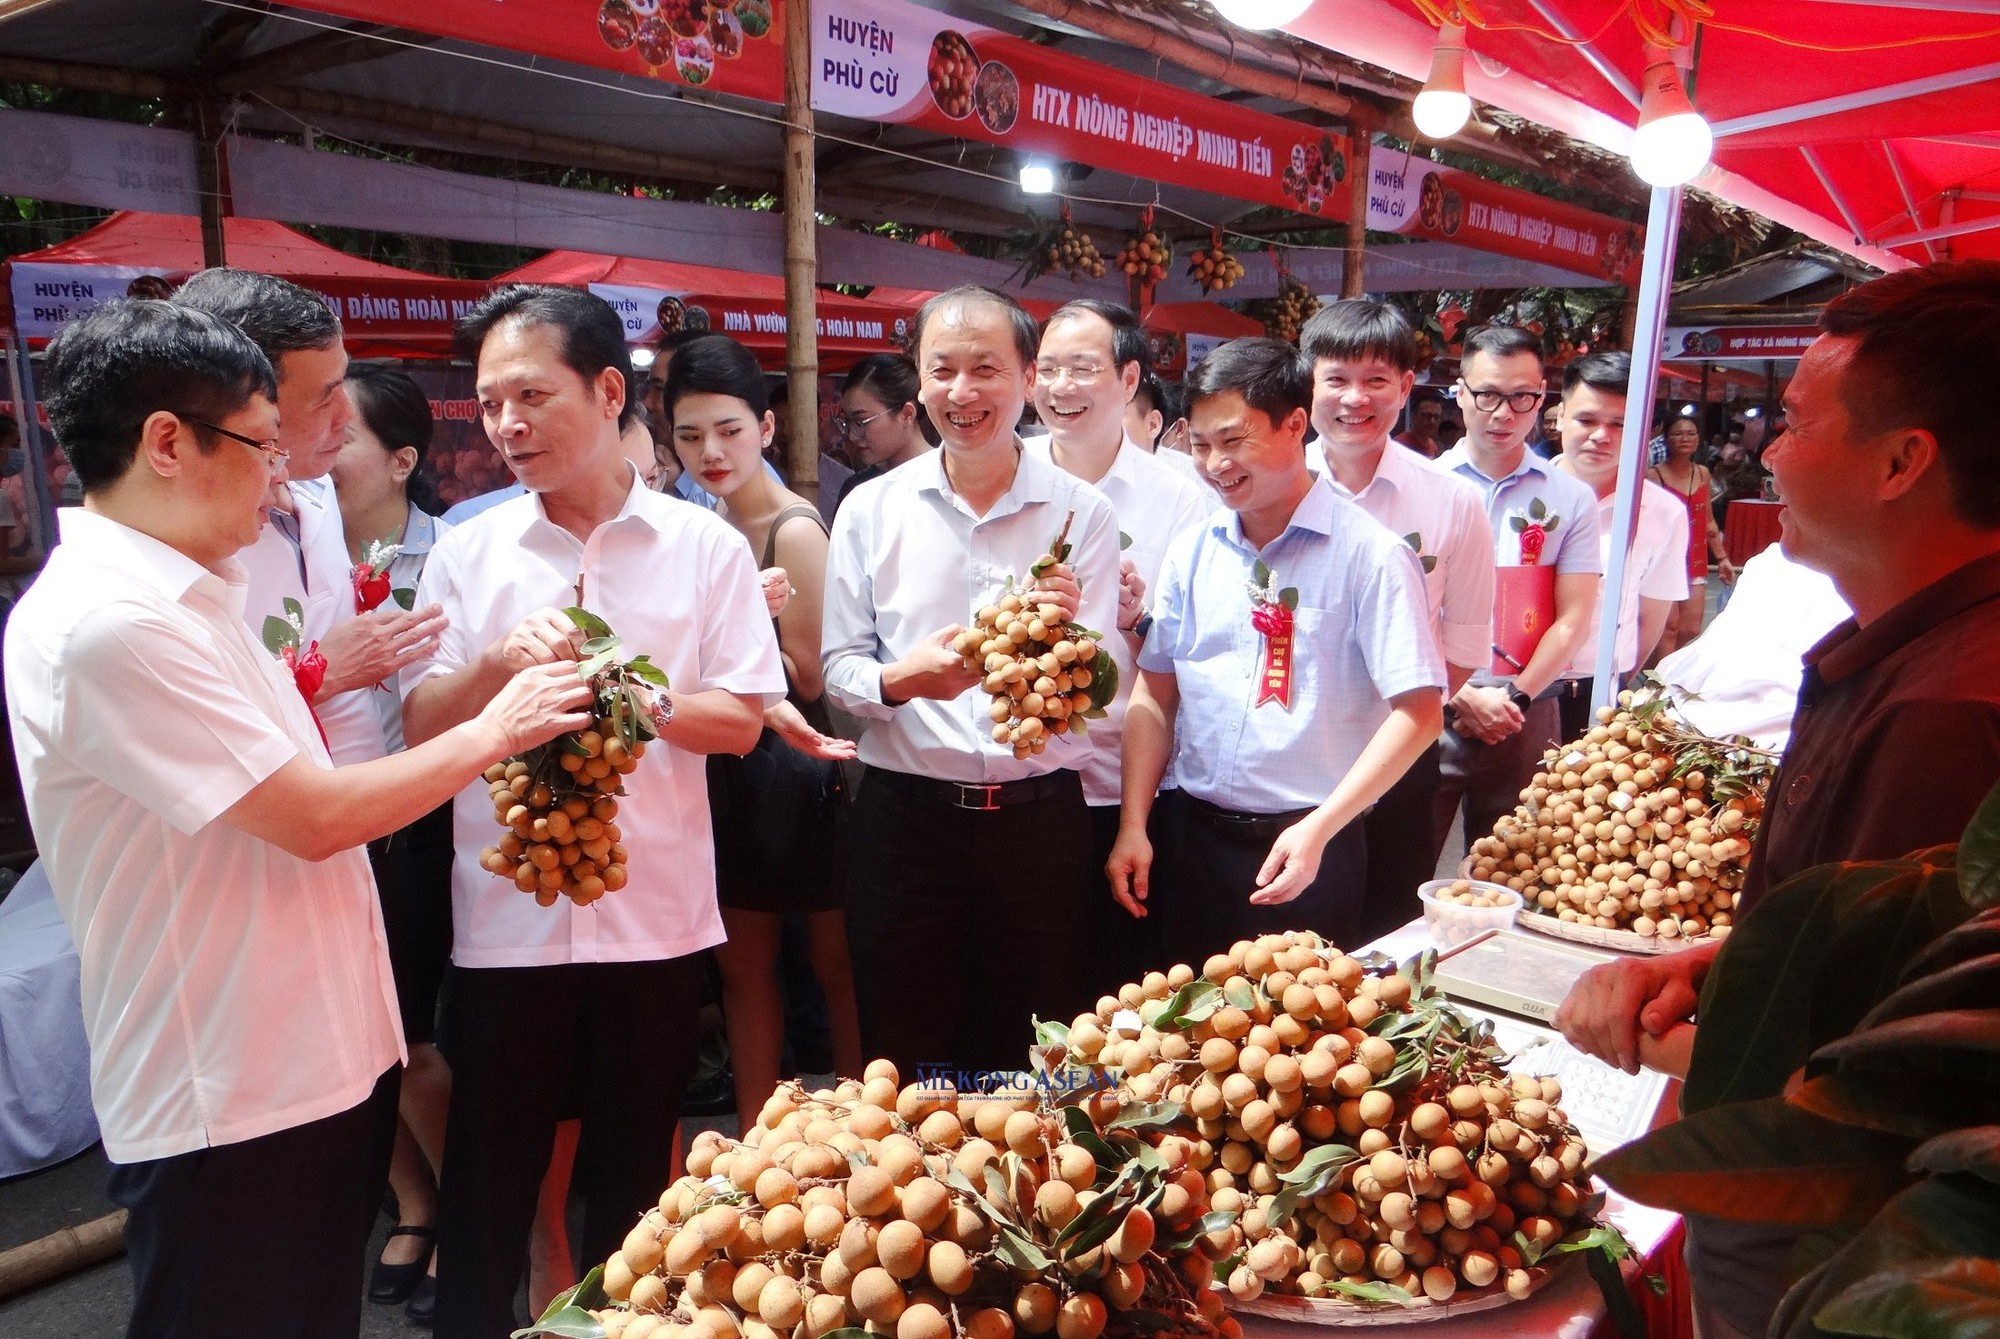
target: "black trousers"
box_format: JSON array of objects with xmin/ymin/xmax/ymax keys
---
[
  {"xmin": 106, "ymin": 1065, "xmax": 399, "ymax": 1339},
  {"xmin": 1146, "ymin": 789, "xmax": 1369, "ymax": 968},
  {"xmin": 845, "ymin": 767, "xmax": 1095, "ymax": 1077},
  {"xmin": 1357, "ymin": 741, "xmax": 1443, "ymax": 943},
  {"xmin": 1436, "ymin": 696, "xmax": 1561, "ymax": 859},
  {"xmin": 1556, "ymin": 676, "xmax": 1596, "ymax": 747},
  {"xmin": 434, "ymin": 958, "xmax": 704, "ymax": 1339},
  {"xmin": 1087, "ymin": 802, "xmax": 1150, "ymax": 1000}
]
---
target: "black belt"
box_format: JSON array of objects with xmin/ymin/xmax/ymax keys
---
[
  {"xmin": 869, "ymin": 766, "xmax": 1079, "ymax": 812},
  {"xmin": 1182, "ymin": 794, "xmax": 1315, "ymax": 841}
]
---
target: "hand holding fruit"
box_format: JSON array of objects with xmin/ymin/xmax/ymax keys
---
[
  {"xmin": 491, "ymin": 606, "xmax": 585, "ymax": 672},
  {"xmin": 1027, "ymin": 560, "xmax": 1081, "ymax": 625},
  {"xmin": 478, "ymin": 660, "xmax": 598, "ymax": 757},
  {"xmin": 1555, "ymin": 947, "xmax": 1712, "ymax": 1075},
  {"xmin": 314, "ymin": 603, "xmax": 447, "ymax": 698},
  {"xmin": 885, "ymin": 625, "xmax": 985, "ymax": 705}
]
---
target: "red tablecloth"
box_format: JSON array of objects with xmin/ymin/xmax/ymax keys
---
[{"xmin": 1724, "ymin": 499, "xmax": 1786, "ymax": 566}]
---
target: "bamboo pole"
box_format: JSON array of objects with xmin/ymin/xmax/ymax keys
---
[
  {"xmin": 1341, "ymin": 132, "xmax": 1372, "ymax": 298},
  {"xmin": 0, "ymin": 1211, "xmax": 128, "ymax": 1300},
  {"xmin": 192, "ymin": 99, "xmax": 229, "ymax": 269},
  {"xmin": 781, "ymin": 0, "xmax": 820, "ymax": 494}
]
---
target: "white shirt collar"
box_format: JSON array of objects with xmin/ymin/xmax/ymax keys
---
[
  {"xmin": 57, "ymin": 507, "xmax": 245, "ymax": 604},
  {"xmin": 523, "ymin": 462, "xmax": 670, "ymax": 540}
]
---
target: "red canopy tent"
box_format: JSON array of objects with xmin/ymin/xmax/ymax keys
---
[
  {"xmin": 1280, "ymin": 2, "xmax": 2000, "ymax": 268},
  {"xmin": 2, "ymin": 211, "xmax": 486, "ymax": 358},
  {"xmin": 498, "ymin": 252, "xmax": 915, "ymax": 373},
  {"xmin": 1142, "ymin": 302, "xmax": 1265, "ymax": 378}
]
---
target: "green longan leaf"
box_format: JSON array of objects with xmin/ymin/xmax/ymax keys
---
[
  {"xmin": 1103, "ymin": 1101, "xmax": 1184, "ymax": 1134},
  {"xmin": 1268, "ymin": 1143, "xmax": 1359, "ymax": 1227},
  {"xmin": 1034, "ymin": 1016, "xmax": 1072, "ymax": 1047},
  {"xmin": 1147, "ymin": 979, "xmax": 1223, "ymax": 1032},
  {"xmin": 563, "ymin": 606, "xmax": 615, "ymax": 641},
  {"xmin": 1318, "ymin": 1279, "xmax": 1414, "ymax": 1306},
  {"xmin": 261, "ymin": 614, "xmax": 298, "ymax": 655},
  {"xmin": 1223, "ymin": 981, "xmax": 1257, "ymax": 1011},
  {"xmin": 512, "ymin": 1265, "xmax": 607, "ymax": 1337},
  {"xmin": 579, "ymin": 636, "xmax": 619, "ymax": 656},
  {"xmin": 1086, "ymin": 654, "xmax": 1119, "ymax": 713},
  {"xmin": 624, "ymin": 659, "xmax": 670, "ymax": 689},
  {"xmin": 1548, "ymin": 1223, "xmax": 1633, "ymax": 1261},
  {"xmin": 1053, "ymin": 1162, "xmax": 1142, "ymax": 1254}
]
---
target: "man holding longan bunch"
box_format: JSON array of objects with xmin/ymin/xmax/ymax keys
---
[{"xmin": 824, "ymin": 285, "xmax": 1122, "ymax": 1076}]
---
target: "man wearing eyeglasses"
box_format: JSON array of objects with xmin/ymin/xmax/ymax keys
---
[
  {"xmin": 1434, "ymin": 325, "xmax": 1602, "ymax": 854},
  {"xmin": 5, "ymin": 300, "xmax": 591, "ymax": 1339},
  {"xmin": 174, "ymin": 270, "xmax": 448, "ymax": 769},
  {"xmin": 1028, "ymin": 300, "xmax": 1211, "ymax": 980}
]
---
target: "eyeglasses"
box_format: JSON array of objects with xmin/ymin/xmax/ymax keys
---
[
  {"xmin": 831, "ymin": 408, "xmax": 891, "ymax": 437},
  {"xmin": 186, "ymin": 416, "xmax": 288, "ymax": 471},
  {"xmin": 1035, "ymin": 362, "xmax": 1108, "ymax": 386},
  {"xmin": 1461, "ymin": 386, "xmax": 1546, "ymax": 415}
]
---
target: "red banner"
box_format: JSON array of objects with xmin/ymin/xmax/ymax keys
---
[
  {"xmin": 811, "ymin": 0, "xmax": 1352, "ymax": 218},
  {"xmin": 1367, "ymin": 149, "xmax": 1642, "ymax": 286},
  {"xmin": 289, "ymin": 0, "xmax": 786, "ymax": 106}
]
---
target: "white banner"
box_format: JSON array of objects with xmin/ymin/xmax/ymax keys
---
[
  {"xmin": 0, "ymin": 109, "xmax": 200, "ymax": 216},
  {"xmin": 8, "ymin": 263, "xmax": 159, "ymax": 343}
]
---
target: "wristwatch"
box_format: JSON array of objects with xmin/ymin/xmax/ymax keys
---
[
  {"xmin": 1130, "ymin": 612, "xmax": 1155, "ymax": 640},
  {"xmin": 649, "ymin": 688, "xmax": 676, "ymax": 734},
  {"xmin": 1508, "ymin": 687, "xmax": 1534, "ymax": 714}
]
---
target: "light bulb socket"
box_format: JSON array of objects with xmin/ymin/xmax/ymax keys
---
[{"xmin": 1630, "ymin": 43, "xmax": 1713, "ymax": 187}]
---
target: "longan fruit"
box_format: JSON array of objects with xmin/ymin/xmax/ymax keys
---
[
  {"xmin": 1014, "ymin": 1282, "xmax": 1058, "ymax": 1335},
  {"xmin": 850, "ymin": 1267, "xmax": 907, "ymax": 1325}
]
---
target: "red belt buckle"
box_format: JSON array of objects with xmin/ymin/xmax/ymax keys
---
[{"xmin": 957, "ymin": 783, "xmax": 1003, "ymax": 811}]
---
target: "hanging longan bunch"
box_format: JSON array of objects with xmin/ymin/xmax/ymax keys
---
[
  {"xmin": 948, "ymin": 514, "xmax": 1117, "ymax": 760},
  {"xmin": 1263, "ymin": 277, "xmax": 1321, "ymax": 344},
  {"xmin": 1043, "ymin": 206, "xmax": 1106, "ymax": 283},
  {"xmin": 577, "ymin": 1059, "xmax": 1230, "ymax": 1339},
  {"xmin": 1053, "ymin": 932, "xmax": 1606, "ymax": 1312},
  {"xmin": 476, "ymin": 608, "xmax": 669, "ymax": 907},
  {"xmin": 1467, "ymin": 688, "xmax": 1775, "ymax": 943},
  {"xmin": 1186, "ymin": 230, "xmax": 1245, "ymax": 293},
  {"xmin": 1115, "ymin": 210, "xmax": 1170, "ymax": 287}
]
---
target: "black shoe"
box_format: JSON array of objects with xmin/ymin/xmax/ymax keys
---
[
  {"xmin": 369, "ymin": 1226, "xmax": 437, "ymax": 1304},
  {"xmin": 680, "ymin": 1063, "xmax": 737, "ymax": 1117},
  {"xmin": 404, "ymin": 1274, "xmax": 437, "ymax": 1327}
]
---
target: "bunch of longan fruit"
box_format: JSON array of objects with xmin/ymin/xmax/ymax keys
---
[
  {"xmin": 1186, "ymin": 233, "xmax": 1246, "ymax": 293},
  {"xmin": 1115, "ymin": 225, "xmax": 1170, "ymax": 286},
  {"xmin": 1044, "ymin": 218, "xmax": 1106, "ymax": 282},
  {"xmin": 952, "ymin": 595, "xmax": 1106, "ymax": 761},
  {"xmin": 1469, "ymin": 693, "xmax": 1772, "ymax": 942},
  {"xmin": 478, "ymin": 717, "xmax": 637, "ymax": 906},
  {"xmin": 1059, "ymin": 932, "xmax": 1598, "ymax": 1309},
  {"xmin": 1262, "ymin": 279, "xmax": 1321, "ymax": 344},
  {"xmin": 587, "ymin": 1061, "xmax": 1228, "ymax": 1339}
]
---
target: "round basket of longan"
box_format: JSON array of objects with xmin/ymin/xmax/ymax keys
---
[
  {"xmin": 1464, "ymin": 689, "xmax": 1777, "ymax": 954},
  {"xmin": 1053, "ymin": 934, "xmax": 1621, "ymax": 1324}
]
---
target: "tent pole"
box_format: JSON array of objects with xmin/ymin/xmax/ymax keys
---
[
  {"xmin": 1341, "ymin": 129, "xmax": 1372, "ymax": 299},
  {"xmin": 781, "ymin": 0, "xmax": 819, "ymax": 494},
  {"xmin": 193, "ymin": 101, "xmax": 230, "ymax": 268},
  {"xmin": 1591, "ymin": 183, "xmax": 1682, "ymax": 717}
]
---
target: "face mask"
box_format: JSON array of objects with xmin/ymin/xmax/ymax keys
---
[{"xmin": 0, "ymin": 448, "xmax": 23, "ymax": 478}]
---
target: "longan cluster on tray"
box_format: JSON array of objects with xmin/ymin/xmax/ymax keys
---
[{"xmin": 1469, "ymin": 690, "xmax": 1774, "ymax": 942}]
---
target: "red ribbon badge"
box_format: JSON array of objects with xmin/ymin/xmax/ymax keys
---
[
  {"xmin": 353, "ymin": 563, "xmax": 392, "ymax": 613},
  {"xmin": 281, "ymin": 641, "xmax": 331, "ymax": 748},
  {"xmin": 1250, "ymin": 596, "xmax": 1297, "ymax": 710}
]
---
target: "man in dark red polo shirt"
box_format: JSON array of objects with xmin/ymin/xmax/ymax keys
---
[{"xmin": 1556, "ymin": 259, "xmax": 2000, "ymax": 1339}]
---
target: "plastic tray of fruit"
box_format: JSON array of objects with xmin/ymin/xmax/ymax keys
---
[{"xmin": 1226, "ymin": 1249, "xmax": 1570, "ymax": 1326}]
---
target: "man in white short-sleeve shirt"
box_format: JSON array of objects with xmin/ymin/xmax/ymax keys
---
[
  {"xmin": 172, "ymin": 269, "xmax": 448, "ymax": 769},
  {"xmin": 824, "ymin": 286, "xmax": 1121, "ymax": 1074},
  {"xmin": 1551, "ymin": 352, "xmax": 1690, "ymax": 741},
  {"xmin": 5, "ymin": 301, "xmax": 587, "ymax": 1339},
  {"xmin": 1027, "ymin": 300, "xmax": 1213, "ymax": 979},
  {"xmin": 1110, "ymin": 338, "xmax": 1445, "ymax": 967},
  {"xmin": 1302, "ymin": 300, "xmax": 1494, "ymax": 938},
  {"xmin": 401, "ymin": 285, "xmax": 784, "ymax": 1339}
]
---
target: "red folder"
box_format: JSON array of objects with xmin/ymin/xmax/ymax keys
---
[{"xmin": 1491, "ymin": 564, "xmax": 1556, "ymax": 677}]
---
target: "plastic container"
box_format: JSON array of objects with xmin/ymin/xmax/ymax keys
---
[{"xmin": 1418, "ymin": 878, "xmax": 1522, "ymax": 949}]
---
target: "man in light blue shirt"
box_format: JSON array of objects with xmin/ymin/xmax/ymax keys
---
[
  {"xmin": 1110, "ymin": 338, "xmax": 1445, "ymax": 964},
  {"xmin": 1434, "ymin": 325, "xmax": 1603, "ymax": 853}
]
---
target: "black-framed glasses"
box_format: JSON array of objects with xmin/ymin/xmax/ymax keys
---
[
  {"xmin": 1460, "ymin": 386, "xmax": 1546, "ymax": 415},
  {"xmin": 831, "ymin": 408, "xmax": 891, "ymax": 436},
  {"xmin": 186, "ymin": 416, "xmax": 288, "ymax": 471}
]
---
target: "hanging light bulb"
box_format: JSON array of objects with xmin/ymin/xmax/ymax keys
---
[
  {"xmin": 1018, "ymin": 162, "xmax": 1056, "ymax": 195},
  {"xmin": 1207, "ymin": 0, "xmax": 1313, "ymax": 33},
  {"xmin": 1411, "ymin": 22, "xmax": 1472, "ymax": 141},
  {"xmin": 1629, "ymin": 45, "xmax": 1712, "ymax": 187}
]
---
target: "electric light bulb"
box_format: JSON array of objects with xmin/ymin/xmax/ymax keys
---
[
  {"xmin": 1207, "ymin": 0, "xmax": 1313, "ymax": 32},
  {"xmin": 1411, "ymin": 23, "xmax": 1471, "ymax": 140},
  {"xmin": 1630, "ymin": 54, "xmax": 1712, "ymax": 187},
  {"xmin": 1018, "ymin": 163, "xmax": 1056, "ymax": 195}
]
